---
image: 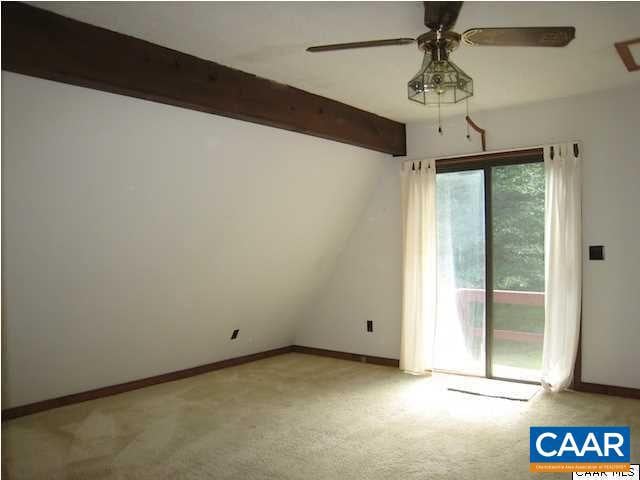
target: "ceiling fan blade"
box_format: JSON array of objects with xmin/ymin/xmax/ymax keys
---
[
  {"xmin": 306, "ymin": 38, "xmax": 415, "ymax": 52},
  {"xmin": 424, "ymin": 1, "xmax": 463, "ymax": 32},
  {"xmin": 462, "ymin": 27, "xmax": 576, "ymax": 47}
]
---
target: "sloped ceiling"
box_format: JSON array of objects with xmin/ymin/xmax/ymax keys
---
[
  {"xmin": 2, "ymin": 72, "xmax": 388, "ymax": 406},
  {"xmin": 31, "ymin": 1, "xmax": 640, "ymax": 122}
]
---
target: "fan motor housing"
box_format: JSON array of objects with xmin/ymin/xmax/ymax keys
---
[{"xmin": 417, "ymin": 31, "xmax": 461, "ymax": 59}]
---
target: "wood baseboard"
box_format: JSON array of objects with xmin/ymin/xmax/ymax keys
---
[
  {"xmin": 572, "ymin": 381, "xmax": 640, "ymax": 400},
  {"xmin": 2, "ymin": 345, "xmax": 397, "ymax": 421},
  {"xmin": 2, "ymin": 346, "xmax": 294, "ymax": 421},
  {"xmin": 572, "ymin": 326, "xmax": 640, "ymax": 399},
  {"xmin": 292, "ymin": 345, "xmax": 400, "ymax": 368},
  {"xmin": 5, "ymin": 342, "xmax": 634, "ymax": 421}
]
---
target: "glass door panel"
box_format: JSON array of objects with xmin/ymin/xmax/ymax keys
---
[
  {"xmin": 434, "ymin": 170, "xmax": 486, "ymax": 376},
  {"xmin": 490, "ymin": 163, "xmax": 545, "ymax": 381}
]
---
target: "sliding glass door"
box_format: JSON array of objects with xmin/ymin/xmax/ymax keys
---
[
  {"xmin": 434, "ymin": 170, "xmax": 485, "ymax": 375},
  {"xmin": 490, "ymin": 163, "xmax": 545, "ymax": 382},
  {"xmin": 435, "ymin": 156, "xmax": 545, "ymax": 382}
]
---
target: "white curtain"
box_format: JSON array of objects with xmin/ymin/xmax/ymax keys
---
[
  {"xmin": 433, "ymin": 171, "xmax": 486, "ymax": 375},
  {"xmin": 400, "ymin": 159, "xmax": 437, "ymax": 374},
  {"xmin": 542, "ymin": 143, "xmax": 582, "ymax": 392}
]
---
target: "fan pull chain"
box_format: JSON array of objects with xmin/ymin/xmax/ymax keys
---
[
  {"xmin": 465, "ymin": 98, "xmax": 471, "ymax": 141},
  {"xmin": 438, "ymin": 95, "xmax": 443, "ymax": 135}
]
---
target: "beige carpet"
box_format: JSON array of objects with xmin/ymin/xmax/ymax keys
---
[{"xmin": 2, "ymin": 353, "xmax": 639, "ymax": 479}]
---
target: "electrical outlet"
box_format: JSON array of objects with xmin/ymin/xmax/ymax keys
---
[
  {"xmin": 366, "ymin": 320, "xmax": 373, "ymax": 332},
  {"xmin": 230, "ymin": 329, "xmax": 239, "ymax": 340}
]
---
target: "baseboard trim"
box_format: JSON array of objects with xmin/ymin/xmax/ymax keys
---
[
  {"xmin": 7, "ymin": 342, "xmax": 633, "ymax": 421},
  {"xmin": 2, "ymin": 346, "xmax": 294, "ymax": 421},
  {"xmin": 572, "ymin": 327, "xmax": 640, "ymax": 400},
  {"xmin": 572, "ymin": 381, "xmax": 640, "ymax": 400},
  {"xmin": 292, "ymin": 345, "xmax": 400, "ymax": 368}
]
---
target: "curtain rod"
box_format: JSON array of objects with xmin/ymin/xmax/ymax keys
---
[{"xmin": 401, "ymin": 141, "xmax": 583, "ymax": 165}]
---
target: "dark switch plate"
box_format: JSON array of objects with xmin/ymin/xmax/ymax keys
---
[
  {"xmin": 366, "ymin": 320, "xmax": 373, "ymax": 332},
  {"xmin": 230, "ymin": 329, "xmax": 239, "ymax": 340},
  {"xmin": 589, "ymin": 245, "xmax": 605, "ymax": 260}
]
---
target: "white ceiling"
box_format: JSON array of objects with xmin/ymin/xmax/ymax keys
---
[{"xmin": 33, "ymin": 1, "xmax": 640, "ymax": 123}]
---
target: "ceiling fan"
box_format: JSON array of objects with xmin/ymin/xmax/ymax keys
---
[{"xmin": 306, "ymin": 2, "xmax": 575, "ymax": 107}]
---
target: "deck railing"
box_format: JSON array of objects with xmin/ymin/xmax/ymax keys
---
[{"xmin": 457, "ymin": 288, "xmax": 544, "ymax": 344}]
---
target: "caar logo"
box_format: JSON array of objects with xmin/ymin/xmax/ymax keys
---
[{"xmin": 530, "ymin": 427, "xmax": 630, "ymax": 473}]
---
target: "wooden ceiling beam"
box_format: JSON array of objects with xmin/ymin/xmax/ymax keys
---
[{"xmin": 2, "ymin": 2, "xmax": 406, "ymax": 156}]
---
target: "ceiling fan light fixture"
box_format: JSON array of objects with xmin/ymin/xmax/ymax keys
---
[
  {"xmin": 408, "ymin": 53, "xmax": 473, "ymax": 105},
  {"xmin": 305, "ymin": 3, "xmax": 575, "ymax": 110}
]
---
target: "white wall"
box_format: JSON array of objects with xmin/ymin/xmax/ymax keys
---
[
  {"xmin": 295, "ymin": 159, "xmax": 402, "ymax": 359},
  {"xmin": 1, "ymin": 72, "xmax": 390, "ymax": 407},
  {"xmin": 297, "ymin": 84, "xmax": 640, "ymax": 389}
]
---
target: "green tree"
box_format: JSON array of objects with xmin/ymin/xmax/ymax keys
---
[
  {"xmin": 436, "ymin": 163, "xmax": 545, "ymax": 292},
  {"xmin": 492, "ymin": 163, "xmax": 545, "ymax": 292}
]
